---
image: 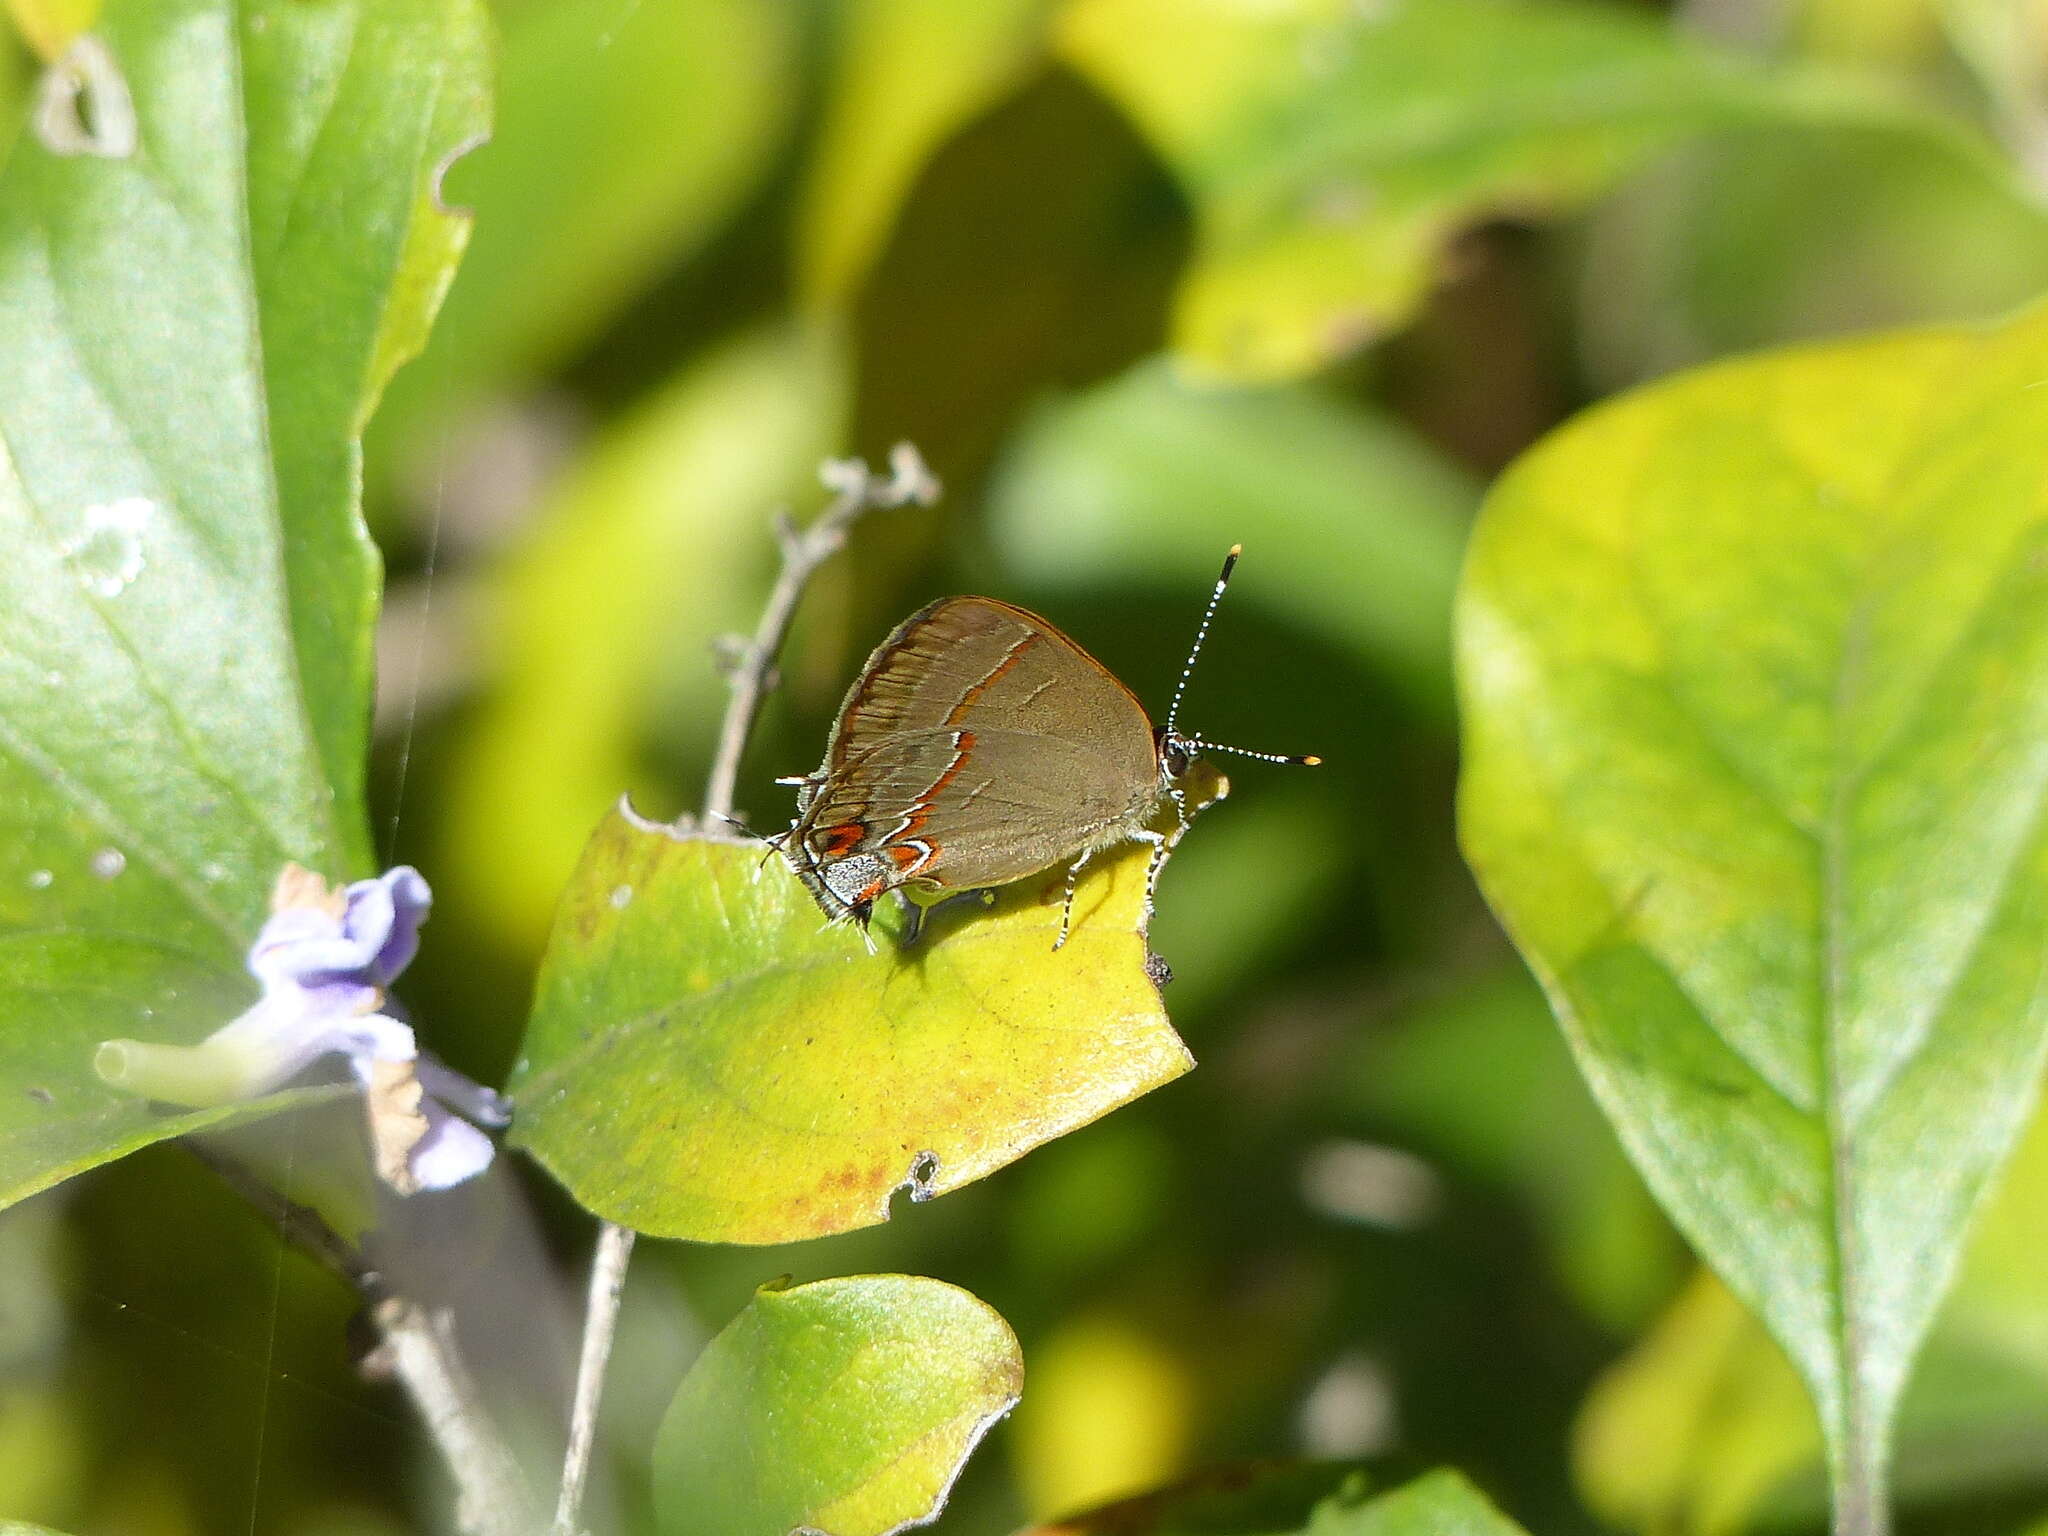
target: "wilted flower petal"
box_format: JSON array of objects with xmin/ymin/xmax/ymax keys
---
[
  {"xmin": 409, "ymin": 1098, "xmax": 500, "ymax": 1191},
  {"xmin": 97, "ymin": 863, "xmax": 501, "ymax": 1194}
]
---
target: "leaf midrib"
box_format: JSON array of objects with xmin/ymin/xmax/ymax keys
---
[
  {"xmin": 223, "ymin": 0, "xmax": 357, "ymax": 879},
  {"xmin": 1821, "ymin": 585, "xmax": 1876, "ymax": 1522}
]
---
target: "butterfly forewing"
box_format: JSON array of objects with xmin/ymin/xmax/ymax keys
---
[
  {"xmin": 828, "ymin": 598, "xmax": 1155, "ymax": 766},
  {"xmin": 795, "ymin": 597, "xmax": 1162, "ymax": 904}
]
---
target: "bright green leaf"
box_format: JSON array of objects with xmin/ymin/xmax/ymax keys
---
[
  {"xmin": 1577, "ymin": 1076, "xmax": 2048, "ymax": 1534},
  {"xmin": 1459, "ymin": 303, "xmax": 2048, "ymax": 1522},
  {"xmin": 986, "ymin": 358, "xmax": 1476, "ymax": 716},
  {"xmin": 799, "ymin": 0, "xmax": 1047, "ymax": 308},
  {"xmin": 508, "ymin": 784, "xmax": 1204, "ymax": 1242},
  {"xmin": 0, "ymin": 0, "xmax": 486, "ymax": 1206},
  {"xmin": 1056, "ymin": 0, "xmax": 2005, "ymax": 382},
  {"xmin": 651, "ymin": 1273, "xmax": 1022, "ymax": 1536},
  {"xmin": 435, "ymin": 324, "xmax": 844, "ymax": 956},
  {"xmin": 1024, "ymin": 1464, "xmax": 1528, "ymax": 1536},
  {"xmin": 369, "ymin": 0, "xmax": 795, "ymax": 474},
  {"xmin": 0, "ymin": 39, "xmax": 27, "ymax": 167}
]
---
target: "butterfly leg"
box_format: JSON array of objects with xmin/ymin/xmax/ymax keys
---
[
  {"xmin": 1052, "ymin": 849, "xmax": 1098, "ymax": 952},
  {"xmin": 894, "ymin": 888, "xmax": 926, "ymax": 948},
  {"xmin": 1136, "ymin": 828, "xmax": 1172, "ymax": 929}
]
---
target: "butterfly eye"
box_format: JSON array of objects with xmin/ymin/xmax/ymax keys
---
[{"xmin": 1158, "ymin": 733, "xmax": 1193, "ymax": 778}]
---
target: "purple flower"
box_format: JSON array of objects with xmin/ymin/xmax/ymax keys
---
[{"xmin": 96, "ymin": 864, "xmax": 508, "ymax": 1193}]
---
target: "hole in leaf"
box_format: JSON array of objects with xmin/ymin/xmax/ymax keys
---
[
  {"xmin": 903, "ymin": 1150, "xmax": 941, "ymax": 1203},
  {"xmin": 432, "ymin": 131, "xmax": 489, "ymax": 215},
  {"xmin": 33, "ymin": 34, "xmax": 137, "ymax": 160}
]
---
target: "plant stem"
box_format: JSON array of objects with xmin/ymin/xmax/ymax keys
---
[
  {"xmin": 548, "ymin": 444, "xmax": 938, "ymax": 1536},
  {"xmin": 553, "ymin": 1219, "xmax": 635, "ymax": 1535},
  {"xmin": 701, "ymin": 443, "xmax": 940, "ymax": 827},
  {"xmin": 186, "ymin": 1141, "xmax": 536, "ymax": 1536}
]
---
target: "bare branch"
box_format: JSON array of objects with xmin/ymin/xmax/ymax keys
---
[
  {"xmin": 548, "ymin": 444, "xmax": 937, "ymax": 1536},
  {"xmin": 701, "ymin": 443, "xmax": 940, "ymax": 827},
  {"xmin": 185, "ymin": 1141, "xmax": 537, "ymax": 1536}
]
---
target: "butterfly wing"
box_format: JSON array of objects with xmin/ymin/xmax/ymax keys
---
[
  {"xmin": 792, "ymin": 597, "xmax": 1162, "ymax": 905},
  {"xmin": 824, "ymin": 597, "xmax": 1156, "ymax": 769},
  {"xmin": 800, "ymin": 727, "xmax": 1154, "ymax": 891}
]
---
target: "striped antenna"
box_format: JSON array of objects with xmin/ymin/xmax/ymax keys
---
[
  {"xmin": 1180, "ymin": 737, "xmax": 1320, "ymax": 767},
  {"xmin": 1165, "ymin": 544, "xmax": 1241, "ymax": 737}
]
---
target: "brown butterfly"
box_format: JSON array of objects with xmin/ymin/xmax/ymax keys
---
[{"xmin": 776, "ymin": 547, "xmax": 1316, "ymax": 946}]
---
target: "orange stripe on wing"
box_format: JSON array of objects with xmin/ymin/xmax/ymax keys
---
[
  {"xmin": 944, "ymin": 635, "xmax": 1036, "ymax": 727},
  {"xmin": 900, "ymin": 729, "xmax": 976, "ymax": 846}
]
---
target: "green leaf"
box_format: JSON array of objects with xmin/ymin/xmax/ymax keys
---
[
  {"xmin": 1458, "ymin": 303, "xmax": 2048, "ymax": 1523},
  {"xmin": 651, "ymin": 1273, "xmax": 1022, "ymax": 1536},
  {"xmin": 799, "ymin": 0, "xmax": 1046, "ymax": 308},
  {"xmin": 1023, "ymin": 1464, "xmax": 1528, "ymax": 1536},
  {"xmin": 0, "ymin": 39, "xmax": 28, "ymax": 166},
  {"xmin": 1055, "ymin": 0, "xmax": 2000, "ymax": 382},
  {"xmin": 434, "ymin": 324, "xmax": 844, "ymax": 956},
  {"xmin": 1578, "ymin": 1078, "xmax": 2048, "ymax": 1534},
  {"xmin": 986, "ymin": 358, "xmax": 1476, "ymax": 716},
  {"xmin": 369, "ymin": 0, "xmax": 795, "ymax": 472},
  {"xmin": 508, "ymin": 786, "xmax": 1203, "ymax": 1242},
  {"xmin": 0, "ymin": 0, "xmax": 486, "ymax": 1206}
]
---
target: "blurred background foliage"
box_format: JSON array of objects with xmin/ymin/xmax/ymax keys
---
[{"xmin": 6, "ymin": 0, "xmax": 2048, "ymax": 1531}]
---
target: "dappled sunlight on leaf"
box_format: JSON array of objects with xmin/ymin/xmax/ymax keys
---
[{"xmin": 1058, "ymin": 0, "xmax": 1806, "ymax": 381}]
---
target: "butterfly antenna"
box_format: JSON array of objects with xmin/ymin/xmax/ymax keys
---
[
  {"xmin": 1179, "ymin": 736, "xmax": 1320, "ymax": 767},
  {"xmin": 1165, "ymin": 544, "xmax": 1240, "ymax": 738}
]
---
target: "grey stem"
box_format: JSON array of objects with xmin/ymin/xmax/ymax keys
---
[
  {"xmin": 550, "ymin": 444, "xmax": 939, "ymax": 1536},
  {"xmin": 701, "ymin": 443, "xmax": 940, "ymax": 826},
  {"xmin": 185, "ymin": 1142, "xmax": 537, "ymax": 1536},
  {"xmin": 553, "ymin": 1219, "xmax": 635, "ymax": 1535}
]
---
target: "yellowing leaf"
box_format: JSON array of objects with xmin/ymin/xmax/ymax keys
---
[{"xmin": 507, "ymin": 776, "xmax": 1210, "ymax": 1242}]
